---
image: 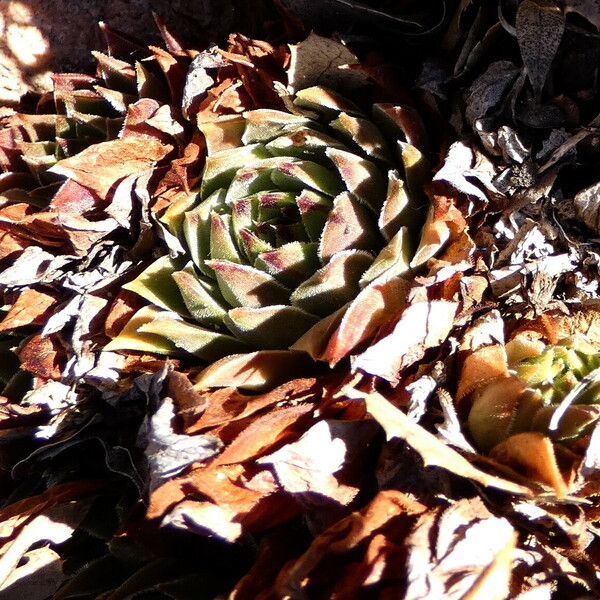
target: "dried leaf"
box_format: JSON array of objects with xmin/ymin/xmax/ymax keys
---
[
  {"xmin": 274, "ymin": 490, "xmax": 426, "ymax": 598},
  {"xmin": 287, "ymin": 32, "xmax": 369, "ymax": 93},
  {"xmin": 354, "ymin": 300, "xmax": 458, "ymax": 384},
  {"xmin": 363, "ymin": 390, "xmax": 533, "ymax": 495},
  {"xmin": 258, "ymin": 420, "xmax": 378, "ymax": 508},
  {"xmin": 49, "ymin": 137, "xmax": 172, "ymax": 199},
  {"xmin": 404, "ymin": 498, "xmax": 517, "ymax": 600},
  {"xmin": 0, "ymin": 289, "xmax": 59, "ymax": 332},
  {"xmin": 516, "ymin": 0, "xmax": 565, "ymax": 95},
  {"xmin": 574, "ymin": 181, "xmax": 600, "ymax": 234},
  {"xmin": 215, "ymin": 403, "xmax": 314, "ymax": 465}
]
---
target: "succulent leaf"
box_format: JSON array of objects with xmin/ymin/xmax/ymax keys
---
[{"xmin": 468, "ymin": 337, "xmax": 600, "ymax": 451}]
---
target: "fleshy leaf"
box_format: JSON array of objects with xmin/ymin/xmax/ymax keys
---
[
  {"xmin": 223, "ymin": 305, "xmax": 319, "ymax": 349},
  {"xmin": 291, "ymin": 250, "xmax": 373, "ymax": 316},
  {"xmin": 123, "ymin": 255, "xmax": 189, "ymax": 316},
  {"xmin": 326, "ymin": 147, "xmax": 386, "ymax": 211},
  {"xmin": 206, "ymin": 260, "xmax": 291, "ymax": 308},
  {"xmin": 319, "ymin": 193, "xmax": 381, "ymax": 263}
]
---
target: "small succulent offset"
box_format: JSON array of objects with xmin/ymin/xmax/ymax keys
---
[
  {"xmin": 106, "ymin": 86, "xmax": 430, "ymax": 364},
  {"xmin": 468, "ymin": 337, "xmax": 600, "ymax": 452}
]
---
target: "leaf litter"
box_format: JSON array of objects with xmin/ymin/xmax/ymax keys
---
[{"xmin": 1, "ymin": 2, "xmax": 600, "ymax": 598}]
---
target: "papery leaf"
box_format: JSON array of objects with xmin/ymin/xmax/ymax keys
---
[
  {"xmin": 323, "ymin": 276, "xmax": 411, "ymax": 366},
  {"xmin": 516, "ymin": 0, "xmax": 565, "ymax": 96},
  {"xmin": 215, "ymin": 403, "xmax": 314, "ymax": 465},
  {"xmin": 0, "ymin": 289, "xmax": 59, "ymax": 332},
  {"xmin": 404, "ymin": 497, "xmax": 517, "ymax": 600},
  {"xmin": 354, "ymin": 300, "xmax": 458, "ymax": 383},
  {"xmin": 149, "ymin": 464, "xmax": 296, "ymax": 541},
  {"xmin": 364, "ymin": 390, "xmax": 532, "ymax": 495},
  {"xmin": 287, "ymin": 33, "xmax": 369, "ymax": 93},
  {"xmin": 49, "ymin": 137, "xmax": 172, "ymax": 199},
  {"xmin": 258, "ymin": 420, "xmax": 378, "ymax": 507},
  {"xmin": 270, "ymin": 490, "xmax": 426, "ymax": 598},
  {"xmin": 194, "ymin": 350, "xmax": 316, "ymax": 391},
  {"xmin": 186, "ymin": 377, "xmax": 319, "ymax": 433}
]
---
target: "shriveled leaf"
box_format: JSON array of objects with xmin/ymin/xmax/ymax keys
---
[
  {"xmin": 516, "ymin": 0, "xmax": 565, "ymax": 96},
  {"xmin": 215, "ymin": 404, "xmax": 314, "ymax": 465},
  {"xmin": 287, "ymin": 33, "xmax": 369, "ymax": 93},
  {"xmin": 363, "ymin": 390, "xmax": 533, "ymax": 495},
  {"xmin": 354, "ymin": 300, "xmax": 458, "ymax": 383},
  {"xmin": 49, "ymin": 137, "xmax": 172, "ymax": 199}
]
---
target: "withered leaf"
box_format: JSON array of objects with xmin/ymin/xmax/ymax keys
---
[
  {"xmin": 186, "ymin": 377, "xmax": 318, "ymax": 433},
  {"xmin": 354, "ymin": 300, "xmax": 458, "ymax": 384},
  {"xmin": 404, "ymin": 498, "xmax": 517, "ymax": 600},
  {"xmin": 258, "ymin": 420, "xmax": 377, "ymax": 507},
  {"xmin": 274, "ymin": 490, "xmax": 426, "ymax": 598},
  {"xmin": 49, "ymin": 137, "xmax": 173, "ymax": 199},
  {"xmin": 215, "ymin": 403, "xmax": 314, "ymax": 465},
  {"xmin": 574, "ymin": 181, "xmax": 600, "ymax": 234},
  {"xmin": 516, "ymin": 0, "xmax": 565, "ymax": 96},
  {"xmin": 0, "ymin": 288, "xmax": 59, "ymax": 332},
  {"xmin": 287, "ymin": 32, "xmax": 369, "ymax": 93},
  {"xmin": 364, "ymin": 390, "xmax": 533, "ymax": 495}
]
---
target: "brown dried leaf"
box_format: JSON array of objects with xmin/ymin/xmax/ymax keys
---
[
  {"xmin": 258, "ymin": 420, "xmax": 377, "ymax": 508},
  {"xmin": 17, "ymin": 334, "xmax": 63, "ymax": 380},
  {"xmin": 49, "ymin": 137, "xmax": 172, "ymax": 199},
  {"xmin": 574, "ymin": 182, "xmax": 600, "ymax": 234},
  {"xmin": 149, "ymin": 464, "xmax": 297, "ymax": 542},
  {"xmin": 287, "ymin": 32, "xmax": 369, "ymax": 93},
  {"xmin": 274, "ymin": 490, "xmax": 426, "ymax": 598},
  {"xmin": 404, "ymin": 498, "xmax": 517, "ymax": 600},
  {"xmin": 0, "ymin": 288, "xmax": 59, "ymax": 332},
  {"xmin": 364, "ymin": 390, "xmax": 533, "ymax": 495},
  {"xmin": 186, "ymin": 377, "xmax": 319, "ymax": 433},
  {"xmin": 516, "ymin": 0, "xmax": 565, "ymax": 95},
  {"xmin": 215, "ymin": 403, "xmax": 314, "ymax": 465},
  {"xmin": 354, "ymin": 300, "xmax": 458, "ymax": 384}
]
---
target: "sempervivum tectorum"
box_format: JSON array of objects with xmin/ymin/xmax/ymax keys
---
[
  {"xmin": 105, "ymin": 85, "xmax": 432, "ymax": 371},
  {"xmin": 467, "ymin": 336, "xmax": 600, "ymax": 453}
]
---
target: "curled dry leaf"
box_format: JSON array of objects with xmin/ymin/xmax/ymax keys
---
[
  {"xmin": 287, "ymin": 32, "xmax": 369, "ymax": 93},
  {"xmin": 258, "ymin": 419, "xmax": 379, "ymax": 510},
  {"xmin": 516, "ymin": 0, "xmax": 565, "ymax": 96},
  {"xmin": 404, "ymin": 497, "xmax": 517, "ymax": 600},
  {"xmin": 363, "ymin": 389, "xmax": 533, "ymax": 495},
  {"xmin": 354, "ymin": 300, "xmax": 458, "ymax": 384},
  {"xmin": 49, "ymin": 137, "xmax": 173, "ymax": 200},
  {"xmin": 268, "ymin": 490, "xmax": 427, "ymax": 599},
  {"xmin": 148, "ymin": 463, "xmax": 297, "ymax": 542}
]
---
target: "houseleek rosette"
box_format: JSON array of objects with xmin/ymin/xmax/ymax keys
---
[
  {"xmin": 468, "ymin": 336, "xmax": 600, "ymax": 452},
  {"xmin": 105, "ymin": 86, "xmax": 431, "ymax": 366}
]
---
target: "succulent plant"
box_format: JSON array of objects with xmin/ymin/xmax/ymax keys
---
[
  {"xmin": 468, "ymin": 336, "xmax": 600, "ymax": 452},
  {"xmin": 105, "ymin": 86, "xmax": 431, "ymax": 365}
]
